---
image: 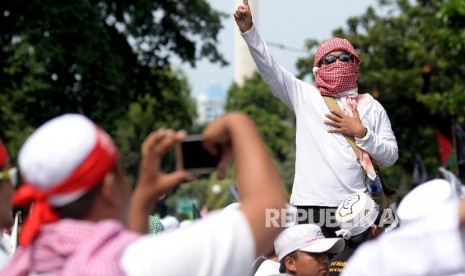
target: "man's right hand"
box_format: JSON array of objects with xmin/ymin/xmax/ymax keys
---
[{"xmin": 234, "ymin": 0, "xmax": 253, "ymax": 33}]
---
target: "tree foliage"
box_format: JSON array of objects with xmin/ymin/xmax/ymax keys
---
[
  {"xmin": 226, "ymin": 72, "xmax": 295, "ymax": 193},
  {"xmin": 226, "ymin": 73, "xmax": 295, "ymax": 161},
  {"xmin": 0, "ymin": 0, "xmax": 226, "ymax": 178}
]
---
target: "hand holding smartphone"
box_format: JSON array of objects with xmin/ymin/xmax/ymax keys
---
[{"xmin": 175, "ymin": 134, "xmax": 222, "ymax": 175}]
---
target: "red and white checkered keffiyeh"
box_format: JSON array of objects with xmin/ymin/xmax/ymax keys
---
[
  {"xmin": 313, "ymin": 37, "xmax": 361, "ymax": 96},
  {"xmin": 1, "ymin": 219, "xmax": 138, "ymax": 275}
]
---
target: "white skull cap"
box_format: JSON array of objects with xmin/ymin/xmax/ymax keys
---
[
  {"xmin": 335, "ymin": 192, "xmax": 379, "ymax": 239},
  {"xmin": 397, "ymin": 179, "xmax": 456, "ymax": 224},
  {"xmin": 18, "ymin": 114, "xmax": 99, "ymax": 206}
]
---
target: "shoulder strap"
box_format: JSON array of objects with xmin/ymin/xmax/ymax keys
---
[
  {"xmin": 250, "ymin": 256, "xmax": 267, "ymax": 275},
  {"xmin": 322, "ymin": 96, "xmax": 360, "ymax": 159},
  {"xmin": 323, "ymin": 96, "xmax": 398, "ymax": 206}
]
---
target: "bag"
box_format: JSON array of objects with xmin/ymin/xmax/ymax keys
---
[
  {"xmin": 373, "ymin": 164, "xmax": 398, "ymax": 208},
  {"xmin": 364, "ymin": 165, "xmax": 397, "ymax": 210}
]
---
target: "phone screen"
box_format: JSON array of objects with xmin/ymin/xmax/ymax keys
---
[{"xmin": 177, "ymin": 135, "xmax": 221, "ymax": 173}]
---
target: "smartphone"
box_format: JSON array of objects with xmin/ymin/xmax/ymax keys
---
[{"xmin": 176, "ymin": 134, "xmax": 221, "ymax": 174}]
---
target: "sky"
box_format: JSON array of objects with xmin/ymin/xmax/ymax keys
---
[{"xmin": 175, "ymin": 0, "xmax": 379, "ymax": 97}]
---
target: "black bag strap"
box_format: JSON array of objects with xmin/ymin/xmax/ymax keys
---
[{"xmin": 250, "ymin": 256, "xmax": 267, "ymax": 276}]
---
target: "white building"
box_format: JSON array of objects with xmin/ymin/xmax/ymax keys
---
[{"xmin": 196, "ymin": 83, "xmax": 226, "ymax": 124}]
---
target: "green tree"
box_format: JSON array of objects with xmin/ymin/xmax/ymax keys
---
[
  {"xmin": 226, "ymin": 72, "xmax": 295, "ymax": 193},
  {"xmin": 0, "ymin": 0, "xmax": 225, "ymax": 127},
  {"xmin": 0, "ymin": 0, "xmax": 227, "ymax": 178},
  {"xmin": 1, "ymin": 39, "xmax": 49, "ymax": 156},
  {"xmin": 114, "ymin": 67, "xmax": 197, "ymax": 180},
  {"xmin": 226, "ymin": 73, "xmax": 295, "ymax": 161}
]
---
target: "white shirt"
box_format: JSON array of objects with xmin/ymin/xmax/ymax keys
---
[
  {"xmin": 120, "ymin": 210, "xmax": 255, "ymax": 276},
  {"xmin": 0, "ymin": 233, "xmax": 12, "ymax": 269},
  {"xmin": 254, "ymin": 259, "xmax": 280, "ymax": 276},
  {"xmin": 342, "ymin": 201, "xmax": 465, "ymax": 275},
  {"xmin": 241, "ymin": 26, "xmax": 398, "ymax": 207},
  {"xmin": 0, "ymin": 249, "xmax": 8, "ymax": 270}
]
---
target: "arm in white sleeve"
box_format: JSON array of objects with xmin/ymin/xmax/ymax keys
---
[
  {"xmin": 241, "ymin": 25, "xmax": 310, "ymax": 112},
  {"xmin": 342, "ymin": 201, "xmax": 465, "ymax": 276},
  {"xmin": 120, "ymin": 210, "xmax": 255, "ymax": 276},
  {"xmin": 356, "ymin": 105, "xmax": 398, "ymax": 166}
]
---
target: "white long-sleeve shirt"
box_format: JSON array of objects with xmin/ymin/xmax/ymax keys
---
[
  {"xmin": 241, "ymin": 26, "xmax": 398, "ymax": 207},
  {"xmin": 341, "ymin": 201, "xmax": 465, "ymax": 275}
]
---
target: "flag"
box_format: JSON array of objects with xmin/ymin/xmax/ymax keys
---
[
  {"xmin": 410, "ymin": 146, "xmax": 428, "ymax": 190},
  {"xmin": 437, "ymin": 131, "xmax": 454, "ymax": 167},
  {"xmin": 454, "ymin": 124, "xmax": 465, "ymax": 184}
]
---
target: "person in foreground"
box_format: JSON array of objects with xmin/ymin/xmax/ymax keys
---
[
  {"xmin": 274, "ymin": 224, "xmax": 345, "ymax": 276},
  {"xmin": 341, "ymin": 179, "xmax": 465, "ymax": 275},
  {"xmin": 1, "ymin": 111, "xmax": 286, "ymax": 275},
  {"xmin": 234, "ymin": 0, "xmax": 398, "ymax": 236}
]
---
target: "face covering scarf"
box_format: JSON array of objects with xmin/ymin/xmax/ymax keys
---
[{"xmin": 314, "ymin": 61, "xmax": 360, "ymax": 96}]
